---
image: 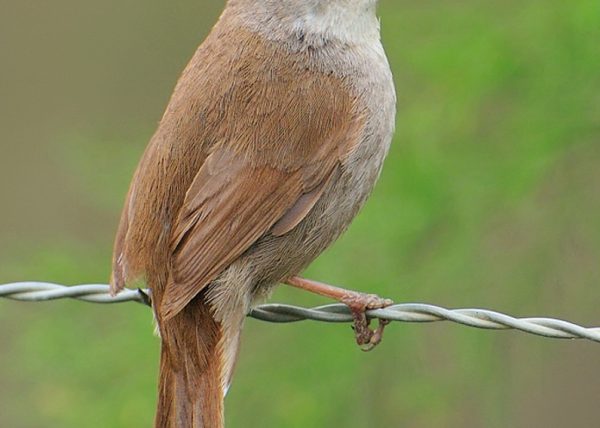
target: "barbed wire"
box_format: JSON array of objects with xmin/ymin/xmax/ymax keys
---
[{"xmin": 1, "ymin": 282, "xmax": 599, "ymax": 343}]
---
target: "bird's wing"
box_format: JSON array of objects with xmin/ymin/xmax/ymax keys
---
[{"xmin": 160, "ymin": 74, "xmax": 365, "ymax": 320}]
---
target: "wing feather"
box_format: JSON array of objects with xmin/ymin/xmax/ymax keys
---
[
  {"xmin": 161, "ymin": 149, "xmax": 305, "ymax": 319},
  {"xmin": 121, "ymin": 26, "xmax": 368, "ymax": 320}
]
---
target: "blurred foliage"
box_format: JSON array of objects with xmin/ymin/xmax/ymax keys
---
[{"xmin": 1, "ymin": 0, "xmax": 600, "ymax": 427}]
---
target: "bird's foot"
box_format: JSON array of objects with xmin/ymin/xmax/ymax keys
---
[
  {"xmin": 342, "ymin": 293, "xmax": 393, "ymax": 352},
  {"xmin": 284, "ymin": 277, "xmax": 393, "ymax": 351}
]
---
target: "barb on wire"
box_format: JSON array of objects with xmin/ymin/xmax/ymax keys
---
[{"xmin": 1, "ymin": 282, "xmax": 599, "ymax": 343}]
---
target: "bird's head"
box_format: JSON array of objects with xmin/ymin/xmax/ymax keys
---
[{"xmin": 227, "ymin": 0, "xmax": 381, "ymax": 45}]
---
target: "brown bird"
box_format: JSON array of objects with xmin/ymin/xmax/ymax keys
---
[{"xmin": 110, "ymin": 0, "xmax": 396, "ymax": 426}]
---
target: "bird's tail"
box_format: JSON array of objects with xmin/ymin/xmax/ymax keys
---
[{"xmin": 155, "ymin": 296, "xmax": 224, "ymax": 428}]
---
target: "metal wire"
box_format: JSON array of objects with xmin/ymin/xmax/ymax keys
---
[{"xmin": 1, "ymin": 282, "xmax": 599, "ymax": 343}]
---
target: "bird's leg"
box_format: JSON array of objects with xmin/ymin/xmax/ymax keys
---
[{"xmin": 284, "ymin": 276, "xmax": 393, "ymax": 351}]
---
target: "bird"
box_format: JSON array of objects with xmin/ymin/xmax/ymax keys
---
[{"xmin": 110, "ymin": 0, "xmax": 396, "ymax": 426}]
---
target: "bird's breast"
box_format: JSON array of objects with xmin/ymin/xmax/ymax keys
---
[{"xmin": 243, "ymin": 40, "xmax": 397, "ymax": 294}]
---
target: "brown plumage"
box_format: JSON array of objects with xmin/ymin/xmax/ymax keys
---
[{"xmin": 111, "ymin": 1, "xmax": 396, "ymax": 426}]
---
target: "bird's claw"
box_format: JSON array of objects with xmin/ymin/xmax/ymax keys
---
[{"xmin": 342, "ymin": 292, "xmax": 392, "ymax": 352}]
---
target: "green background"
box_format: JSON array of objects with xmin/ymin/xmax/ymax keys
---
[{"xmin": 1, "ymin": 1, "xmax": 599, "ymax": 426}]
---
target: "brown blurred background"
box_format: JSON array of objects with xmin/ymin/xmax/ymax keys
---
[{"xmin": 1, "ymin": 1, "xmax": 599, "ymax": 427}]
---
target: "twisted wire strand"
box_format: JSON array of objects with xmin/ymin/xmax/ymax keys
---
[{"xmin": 1, "ymin": 282, "xmax": 599, "ymax": 343}]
